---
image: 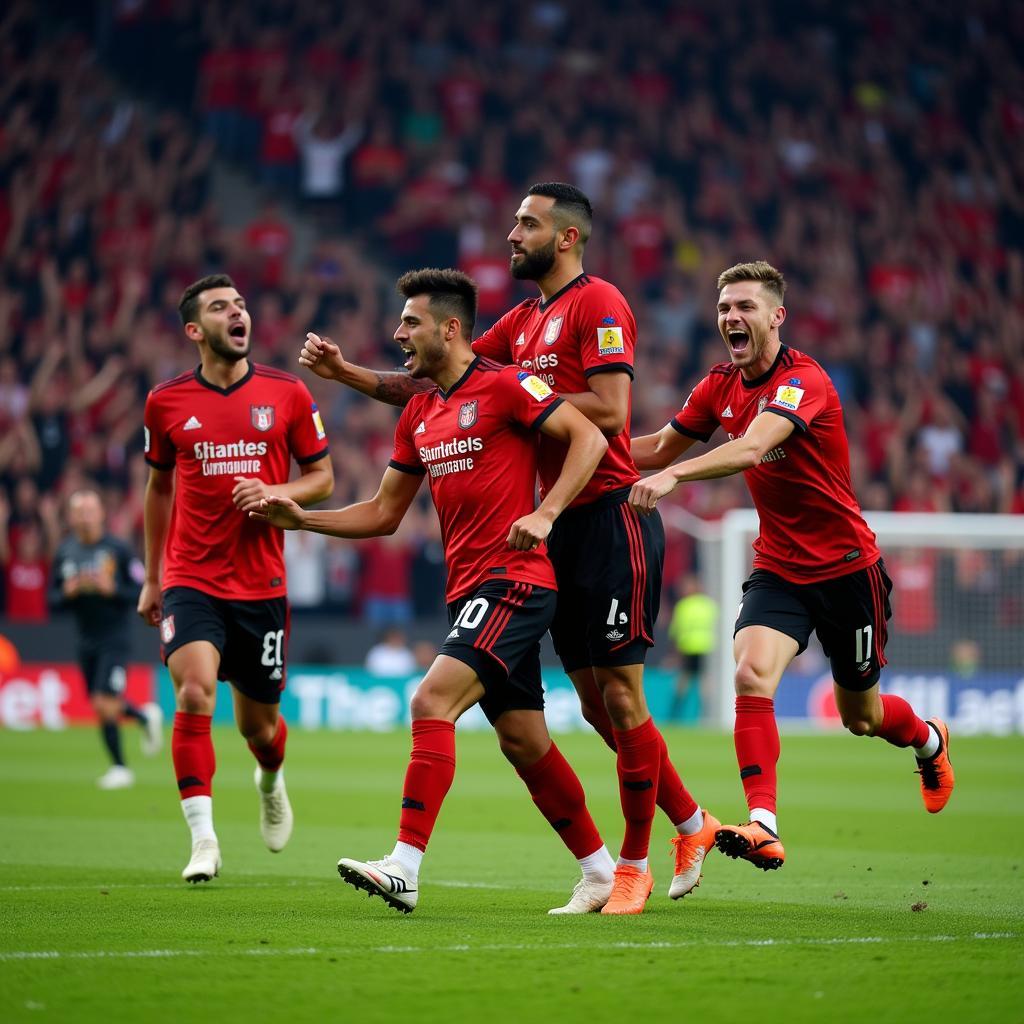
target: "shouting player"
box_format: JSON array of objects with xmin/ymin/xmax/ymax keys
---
[
  {"xmin": 300, "ymin": 184, "xmax": 716, "ymax": 914},
  {"xmin": 253, "ymin": 268, "xmax": 611, "ymax": 914},
  {"xmin": 629, "ymin": 260, "xmax": 954, "ymax": 870},
  {"xmin": 138, "ymin": 274, "xmax": 333, "ymax": 882}
]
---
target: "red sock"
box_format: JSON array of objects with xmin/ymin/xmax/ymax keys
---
[
  {"xmin": 516, "ymin": 743, "xmax": 603, "ymax": 859},
  {"xmin": 248, "ymin": 716, "xmax": 288, "ymax": 772},
  {"xmin": 734, "ymin": 696, "xmax": 780, "ymax": 815},
  {"xmin": 614, "ymin": 717, "xmax": 661, "ymax": 861},
  {"xmin": 877, "ymin": 695, "xmax": 931, "ymax": 749},
  {"xmin": 172, "ymin": 711, "xmax": 215, "ymax": 799},
  {"xmin": 397, "ymin": 719, "xmax": 456, "ymax": 853},
  {"xmin": 655, "ymin": 735, "xmax": 700, "ymax": 826},
  {"xmin": 583, "ymin": 678, "xmax": 698, "ymax": 826}
]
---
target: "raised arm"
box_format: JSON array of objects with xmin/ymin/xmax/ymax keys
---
[
  {"xmin": 298, "ymin": 332, "xmax": 432, "ymax": 407},
  {"xmin": 249, "ymin": 466, "xmax": 423, "ymax": 539},
  {"xmin": 630, "ymin": 411, "xmax": 795, "ymax": 513},
  {"xmin": 507, "ymin": 403, "xmax": 607, "ymax": 551}
]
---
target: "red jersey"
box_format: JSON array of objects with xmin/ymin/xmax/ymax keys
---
[
  {"xmin": 390, "ymin": 359, "xmax": 560, "ymax": 603},
  {"xmin": 144, "ymin": 363, "xmax": 329, "ymax": 600},
  {"xmin": 473, "ymin": 274, "xmax": 639, "ymax": 507},
  {"xmin": 672, "ymin": 345, "xmax": 879, "ymax": 583}
]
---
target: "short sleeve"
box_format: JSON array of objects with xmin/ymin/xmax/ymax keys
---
[
  {"xmin": 496, "ymin": 367, "xmax": 564, "ymax": 431},
  {"xmin": 670, "ymin": 375, "xmax": 719, "ymax": 442},
  {"xmin": 389, "ymin": 402, "xmax": 427, "ymax": 475},
  {"xmin": 577, "ymin": 286, "xmax": 636, "ymax": 380},
  {"xmin": 143, "ymin": 391, "xmax": 176, "ymax": 469},
  {"xmin": 763, "ymin": 365, "xmax": 828, "ymax": 432},
  {"xmin": 287, "ymin": 380, "xmax": 331, "ymax": 464}
]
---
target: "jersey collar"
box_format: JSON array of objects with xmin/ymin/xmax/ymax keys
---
[
  {"xmin": 740, "ymin": 344, "xmax": 789, "ymax": 390},
  {"xmin": 437, "ymin": 357, "xmax": 479, "ymax": 400},
  {"xmin": 194, "ymin": 361, "xmax": 254, "ymax": 395},
  {"xmin": 538, "ymin": 273, "xmax": 587, "ymax": 312}
]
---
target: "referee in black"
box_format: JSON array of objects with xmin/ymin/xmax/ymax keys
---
[{"xmin": 50, "ymin": 489, "xmax": 162, "ymax": 788}]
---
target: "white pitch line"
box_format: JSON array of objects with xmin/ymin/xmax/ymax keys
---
[
  {"xmin": 0, "ymin": 932, "xmax": 1016, "ymax": 962},
  {"xmin": 0, "ymin": 878, "xmax": 506, "ymax": 893}
]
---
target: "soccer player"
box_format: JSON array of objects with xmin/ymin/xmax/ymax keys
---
[
  {"xmin": 50, "ymin": 489, "xmax": 162, "ymax": 789},
  {"xmin": 253, "ymin": 267, "xmax": 612, "ymax": 914},
  {"xmin": 299, "ymin": 184, "xmax": 717, "ymax": 914},
  {"xmin": 137, "ymin": 274, "xmax": 334, "ymax": 882},
  {"xmin": 629, "ymin": 260, "xmax": 955, "ymax": 870}
]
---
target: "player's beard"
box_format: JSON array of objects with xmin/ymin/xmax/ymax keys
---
[
  {"xmin": 206, "ymin": 328, "xmax": 251, "ymax": 363},
  {"xmin": 510, "ymin": 236, "xmax": 557, "ymax": 280},
  {"xmin": 408, "ymin": 327, "xmax": 446, "ymax": 380}
]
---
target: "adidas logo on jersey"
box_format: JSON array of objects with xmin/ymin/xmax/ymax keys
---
[
  {"xmin": 606, "ymin": 629, "xmax": 625, "ymax": 641},
  {"xmin": 415, "ymin": 421, "xmax": 426, "ymax": 434},
  {"xmin": 514, "ymin": 333, "xmax": 526, "ymax": 346},
  {"xmin": 183, "ymin": 415, "xmax": 203, "ymax": 431},
  {"xmin": 269, "ymin": 667, "xmax": 282, "ymax": 681},
  {"xmin": 721, "ymin": 405, "xmax": 733, "ymax": 418}
]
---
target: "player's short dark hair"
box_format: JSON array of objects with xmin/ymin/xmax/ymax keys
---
[
  {"xmin": 396, "ymin": 268, "xmax": 478, "ymax": 339},
  {"xmin": 717, "ymin": 261, "xmax": 786, "ymax": 305},
  {"xmin": 527, "ymin": 182, "xmax": 593, "ymax": 245},
  {"xmin": 178, "ymin": 274, "xmax": 237, "ymax": 326}
]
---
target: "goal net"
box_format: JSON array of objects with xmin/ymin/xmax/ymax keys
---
[{"xmin": 680, "ymin": 509, "xmax": 1024, "ymax": 734}]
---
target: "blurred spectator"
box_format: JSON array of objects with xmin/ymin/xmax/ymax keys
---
[{"xmin": 364, "ymin": 626, "xmax": 417, "ymax": 677}]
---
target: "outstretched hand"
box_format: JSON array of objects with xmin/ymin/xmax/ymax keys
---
[
  {"xmin": 299, "ymin": 332, "xmax": 347, "ymax": 382},
  {"xmin": 628, "ymin": 471, "xmax": 678, "ymax": 515},
  {"xmin": 248, "ymin": 495, "xmax": 307, "ymax": 530}
]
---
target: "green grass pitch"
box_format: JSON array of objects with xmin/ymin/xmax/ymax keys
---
[{"xmin": 1, "ymin": 725, "xmax": 1021, "ymax": 1023}]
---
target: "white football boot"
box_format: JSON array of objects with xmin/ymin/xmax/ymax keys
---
[
  {"xmin": 140, "ymin": 703, "xmax": 164, "ymax": 756},
  {"xmin": 182, "ymin": 839, "xmax": 221, "ymax": 883},
  {"xmin": 255, "ymin": 766, "xmax": 293, "ymax": 852},
  {"xmin": 97, "ymin": 765, "xmax": 135, "ymax": 790},
  {"xmin": 337, "ymin": 856, "xmax": 418, "ymax": 913},
  {"xmin": 548, "ymin": 876, "xmax": 614, "ymax": 914}
]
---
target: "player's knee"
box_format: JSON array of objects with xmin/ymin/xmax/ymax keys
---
[
  {"xmin": 409, "ymin": 686, "xmax": 446, "ymax": 721},
  {"xmin": 600, "ymin": 679, "xmax": 640, "ymax": 726},
  {"xmin": 496, "ymin": 729, "xmax": 544, "ymax": 769},
  {"xmin": 175, "ymin": 679, "xmax": 213, "ymax": 714},
  {"xmin": 734, "ymin": 660, "xmax": 774, "ymax": 697},
  {"xmin": 240, "ymin": 719, "xmax": 277, "ymax": 746}
]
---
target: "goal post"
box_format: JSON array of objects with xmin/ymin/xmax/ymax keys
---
[{"xmin": 696, "ymin": 510, "xmax": 1024, "ymax": 733}]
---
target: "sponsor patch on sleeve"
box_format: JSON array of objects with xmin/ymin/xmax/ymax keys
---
[
  {"xmin": 772, "ymin": 385, "xmax": 804, "ymax": 411},
  {"xmin": 144, "ymin": 426, "xmax": 151, "ymax": 453},
  {"xmin": 597, "ymin": 325, "xmax": 624, "ymax": 356},
  {"xmin": 519, "ymin": 374, "xmax": 554, "ymax": 400},
  {"xmin": 311, "ymin": 404, "xmax": 326, "ymax": 440}
]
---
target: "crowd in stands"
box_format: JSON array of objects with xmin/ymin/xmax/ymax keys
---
[{"xmin": 1, "ymin": 0, "xmax": 1022, "ymax": 636}]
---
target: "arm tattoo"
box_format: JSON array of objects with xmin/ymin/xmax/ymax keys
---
[{"xmin": 373, "ymin": 372, "xmax": 432, "ymax": 407}]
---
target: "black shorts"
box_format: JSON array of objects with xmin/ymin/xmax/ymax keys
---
[
  {"xmin": 440, "ymin": 579, "xmax": 556, "ymax": 725},
  {"xmin": 160, "ymin": 586, "xmax": 290, "ymax": 704},
  {"xmin": 80, "ymin": 650, "xmax": 129, "ymax": 698},
  {"xmin": 546, "ymin": 487, "xmax": 664, "ymax": 674},
  {"xmin": 734, "ymin": 561, "xmax": 892, "ymax": 691}
]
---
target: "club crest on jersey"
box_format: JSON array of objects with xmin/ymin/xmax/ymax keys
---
[
  {"xmin": 597, "ymin": 325, "xmax": 624, "ymax": 356},
  {"xmin": 161, "ymin": 615, "xmax": 175, "ymax": 644},
  {"xmin": 544, "ymin": 315, "xmax": 563, "ymax": 345},
  {"xmin": 251, "ymin": 405, "xmax": 275, "ymax": 431},
  {"xmin": 758, "ymin": 395, "xmax": 769, "ymax": 414},
  {"xmin": 458, "ymin": 400, "xmax": 479, "ymax": 429}
]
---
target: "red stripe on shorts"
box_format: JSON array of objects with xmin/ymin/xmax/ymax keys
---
[
  {"xmin": 617, "ymin": 505, "xmax": 652, "ymax": 647},
  {"xmin": 474, "ymin": 581, "xmax": 531, "ymax": 654}
]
